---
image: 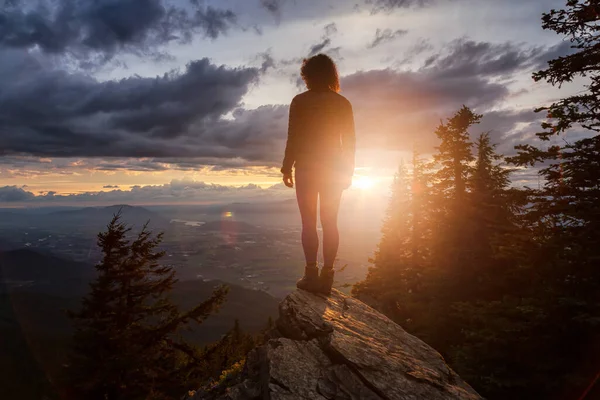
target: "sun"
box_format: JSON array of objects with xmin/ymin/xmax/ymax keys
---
[{"xmin": 352, "ymin": 175, "xmax": 375, "ymax": 190}]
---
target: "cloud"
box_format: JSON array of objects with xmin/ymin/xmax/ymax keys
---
[
  {"xmin": 308, "ymin": 38, "xmax": 331, "ymax": 57},
  {"xmin": 0, "ymin": 185, "xmax": 35, "ymax": 202},
  {"xmin": 324, "ymin": 22, "xmax": 338, "ymax": 36},
  {"xmin": 307, "ymin": 22, "xmax": 339, "ymax": 58},
  {"xmin": 342, "ymin": 71, "xmax": 507, "ymax": 150},
  {"xmin": 0, "ymin": 38, "xmax": 569, "ymax": 174},
  {"xmin": 341, "ymin": 40, "xmax": 568, "ymax": 150},
  {"xmin": 0, "ymin": 49, "xmax": 261, "ymax": 158},
  {"xmin": 0, "ymin": 0, "xmax": 236, "ymax": 63},
  {"xmin": 257, "ymin": 50, "xmax": 276, "ymax": 73},
  {"xmin": 103, "ymin": 185, "xmax": 120, "ymax": 189},
  {"xmin": 533, "ymin": 40, "xmax": 574, "ymax": 72},
  {"xmin": 392, "ymin": 38, "xmax": 434, "ymax": 66},
  {"xmin": 0, "ymin": 179, "xmax": 294, "ymax": 205},
  {"xmin": 365, "ymin": 0, "xmax": 435, "ymax": 13},
  {"xmin": 422, "ymin": 39, "xmax": 572, "ymax": 80},
  {"xmin": 260, "ymin": 0, "xmax": 284, "ymax": 20},
  {"xmin": 367, "ymin": 28, "xmax": 408, "ymax": 49},
  {"xmin": 0, "ymin": 155, "xmax": 283, "ymax": 180}
]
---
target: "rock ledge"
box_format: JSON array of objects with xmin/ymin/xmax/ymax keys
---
[{"xmin": 194, "ymin": 289, "xmax": 482, "ymax": 400}]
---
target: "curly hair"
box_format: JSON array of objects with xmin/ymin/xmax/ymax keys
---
[{"xmin": 300, "ymin": 54, "xmax": 340, "ymax": 93}]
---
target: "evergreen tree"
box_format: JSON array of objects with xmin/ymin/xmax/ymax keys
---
[
  {"xmin": 443, "ymin": 134, "xmax": 540, "ymax": 398},
  {"xmin": 375, "ymin": 161, "xmax": 413, "ymax": 265},
  {"xmin": 428, "ymin": 106, "xmax": 479, "ymax": 304},
  {"xmin": 352, "ymin": 149, "xmax": 432, "ymax": 325},
  {"xmin": 507, "ymin": 1, "xmax": 600, "ymax": 397},
  {"xmin": 410, "ymin": 147, "xmax": 431, "ymax": 267},
  {"xmin": 432, "ymin": 106, "xmax": 479, "ymax": 203},
  {"xmin": 65, "ymin": 211, "xmax": 228, "ymax": 400},
  {"xmin": 202, "ymin": 319, "xmax": 258, "ymax": 380},
  {"xmin": 352, "ymin": 162, "xmax": 412, "ymax": 318},
  {"xmin": 532, "ymin": 0, "xmax": 600, "ymax": 137},
  {"xmin": 467, "ymin": 133, "xmax": 526, "ymax": 298},
  {"xmin": 353, "ymin": 108, "xmax": 540, "ymax": 398}
]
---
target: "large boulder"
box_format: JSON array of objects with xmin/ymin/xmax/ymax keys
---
[{"xmin": 193, "ymin": 289, "xmax": 482, "ymax": 400}]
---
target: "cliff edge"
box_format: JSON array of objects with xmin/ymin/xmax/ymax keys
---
[{"xmin": 193, "ymin": 289, "xmax": 482, "ymax": 400}]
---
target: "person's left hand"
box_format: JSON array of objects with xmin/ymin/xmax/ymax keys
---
[{"xmin": 283, "ymin": 173, "xmax": 294, "ymax": 188}]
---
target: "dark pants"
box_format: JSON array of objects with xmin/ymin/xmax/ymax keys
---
[{"xmin": 295, "ymin": 169, "xmax": 344, "ymax": 268}]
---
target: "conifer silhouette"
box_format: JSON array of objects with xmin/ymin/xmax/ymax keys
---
[{"xmin": 65, "ymin": 210, "xmax": 228, "ymax": 399}]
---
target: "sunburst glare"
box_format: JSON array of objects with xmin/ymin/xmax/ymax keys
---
[{"xmin": 352, "ymin": 175, "xmax": 375, "ymax": 190}]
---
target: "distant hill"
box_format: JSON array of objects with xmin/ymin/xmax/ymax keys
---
[
  {"xmin": 51, "ymin": 204, "xmax": 170, "ymax": 229},
  {"xmin": 0, "ymin": 248, "xmax": 96, "ymax": 295},
  {"xmin": 0, "ymin": 248, "xmax": 279, "ymax": 399},
  {"xmin": 0, "ymin": 249, "xmax": 279, "ymax": 336},
  {"xmin": 0, "ymin": 237, "xmax": 17, "ymax": 252},
  {"xmin": 0, "ymin": 205, "xmax": 170, "ymax": 234}
]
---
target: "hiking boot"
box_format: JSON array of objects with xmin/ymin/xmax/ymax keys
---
[
  {"xmin": 318, "ymin": 268, "xmax": 335, "ymax": 295},
  {"xmin": 296, "ymin": 265, "xmax": 320, "ymax": 292}
]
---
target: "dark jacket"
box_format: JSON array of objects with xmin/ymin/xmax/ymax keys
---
[{"xmin": 281, "ymin": 89, "xmax": 356, "ymax": 176}]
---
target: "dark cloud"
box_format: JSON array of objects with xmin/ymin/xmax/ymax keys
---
[
  {"xmin": 341, "ymin": 40, "xmax": 568, "ymax": 150},
  {"xmin": 257, "ymin": 0, "xmax": 429, "ymax": 21},
  {"xmin": 533, "ymin": 40, "xmax": 574, "ymax": 71},
  {"xmin": 194, "ymin": 6, "xmax": 237, "ymax": 39},
  {"xmin": 103, "ymin": 185, "xmax": 120, "ymax": 188},
  {"xmin": 0, "ymin": 49, "xmax": 260, "ymax": 158},
  {"xmin": 365, "ymin": 0, "xmax": 435, "ymax": 13},
  {"xmin": 260, "ymin": 0, "xmax": 284, "ymax": 20},
  {"xmin": 393, "ymin": 38, "xmax": 434, "ymax": 66},
  {"xmin": 476, "ymin": 109, "xmax": 541, "ymax": 154},
  {"xmin": 0, "ymin": 185, "xmax": 35, "ymax": 202},
  {"xmin": 257, "ymin": 50, "xmax": 276, "ymax": 73},
  {"xmin": 186, "ymin": 105, "xmax": 289, "ymax": 164},
  {"xmin": 367, "ymin": 28, "xmax": 408, "ymax": 49},
  {"xmin": 307, "ymin": 22, "xmax": 338, "ymax": 57},
  {"xmin": 308, "ymin": 38, "xmax": 331, "ymax": 57},
  {"xmin": 422, "ymin": 39, "xmax": 574, "ymax": 80},
  {"xmin": 0, "ymin": 39, "xmax": 569, "ymax": 172},
  {"xmin": 324, "ymin": 22, "xmax": 338, "ymax": 36},
  {"xmin": 342, "ymin": 68, "xmax": 508, "ymax": 150},
  {"xmin": 0, "ymin": 0, "xmax": 236, "ymax": 63},
  {"xmin": 0, "ymin": 47, "xmax": 289, "ymax": 167},
  {"xmin": 257, "ymin": 0, "xmax": 358, "ymax": 22}
]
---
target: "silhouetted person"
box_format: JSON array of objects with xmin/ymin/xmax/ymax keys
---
[{"xmin": 281, "ymin": 54, "xmax": 356, "ymax": 295}]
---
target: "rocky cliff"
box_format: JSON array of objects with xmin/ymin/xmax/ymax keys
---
[{"xmin": 192, "ymin": 289, "xmax": 482, "ymax": 400}]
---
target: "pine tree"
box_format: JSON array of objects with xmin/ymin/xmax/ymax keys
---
[
  {"xmin": 505, "ymin": 1, "xmax": 600, "ymax": 397},
  {"xmin": 352, "ymin": 162, "xmax": 412, "ymax": 318},
  {"xmin": 410, "ymin": 147, "xmax": 431, "ymax": 267},
  {"xmin": 468, "ymin": 133, "xmax": 526, "ymax": 298},
  {"xmin": 443, "ymin": 134, "xmax": 540, "ymax": 398},
  {"xmin": 428, "ymin": 106, "xmax": 480, "ymax": 302},
  {"xmin": 532, "ymin": 0, "xmax": 599, "ymax": 136},
  {"xmin": 352, "ymin": 149, "xmax": 432, "ymax": 324},
  {"xmin": 203, "ymin": 319, "xmax": 259, "ymax": 380},
  {"xmin": 353, "ymin": 106, "xmax": 574, "ymax": 398},
  {"xmin": 376, "ymin": 161, "xmax": 413, "ymax": 264},
  {"xmin": 432, "ymin": 106, "xmax": 479, "ymax": 203},
  {"xmin": 65, "ymin": 211, "xmax": 228, "ymax": 400}
]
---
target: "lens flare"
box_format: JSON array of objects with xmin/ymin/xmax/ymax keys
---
[{"xmin": 352, "ymin": 175, "xmax": 375, "ymax": 190}]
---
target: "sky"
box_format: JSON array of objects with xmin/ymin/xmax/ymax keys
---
[{"xmin": 0, "ymin": 0, "xmax": 581, "ymax": 206}]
